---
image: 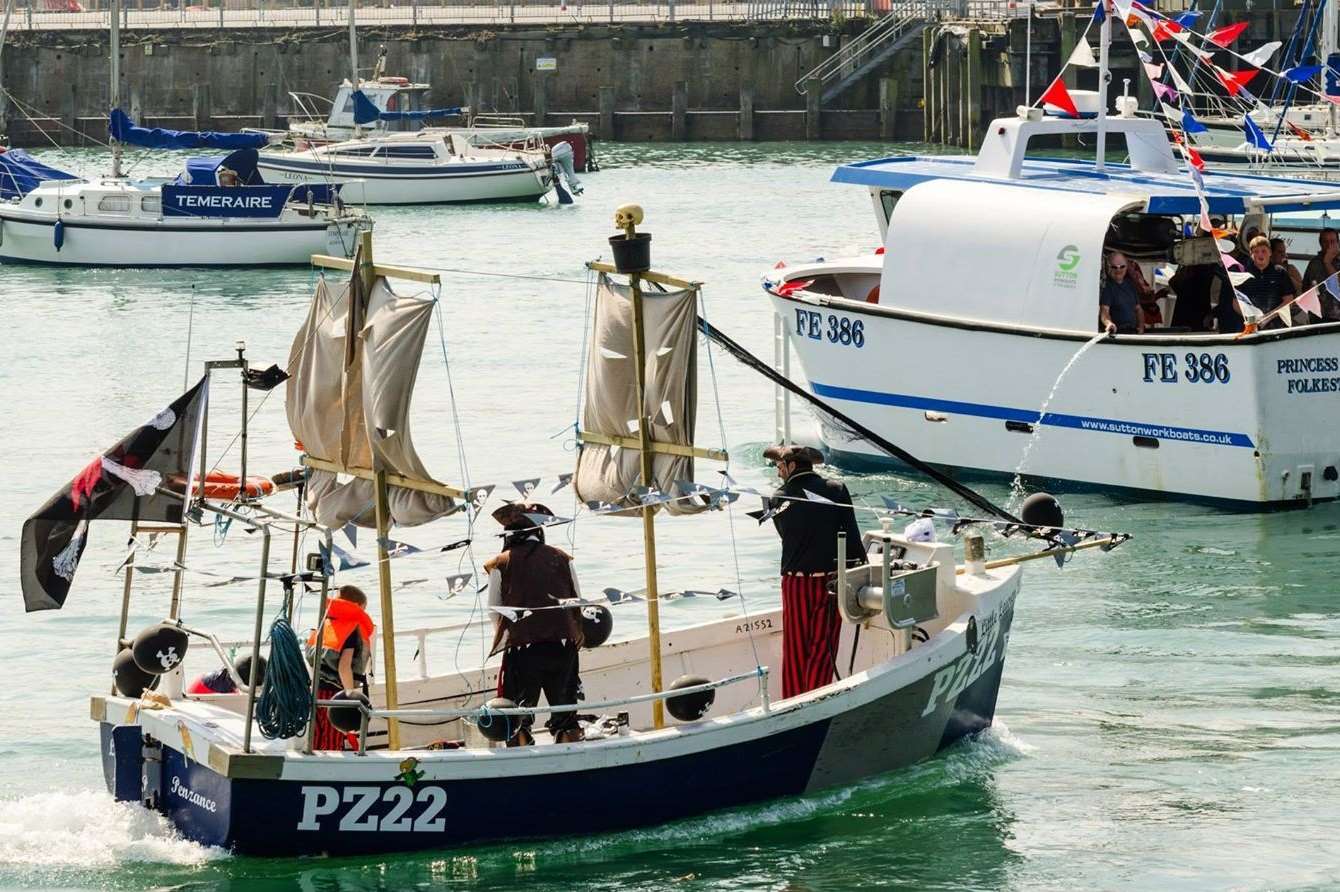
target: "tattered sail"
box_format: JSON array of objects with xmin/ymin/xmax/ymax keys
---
[
  {"xmin": 287, "ymin": 265, "xmax": 456, "ymax": 528},
  {"xmin": 20, "ymin": 378, "xmax": 208, "ymax": 611},
  {"xmin": 574, "ymin": 272, "xmax": 703, "ymax": 514}
]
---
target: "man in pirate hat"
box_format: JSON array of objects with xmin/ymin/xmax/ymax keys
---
[
  {"xmin": 485, "ymin": 502, "xmax": 585, "ymax": 746},
  {"xmin": 762, "ymin": 445, "xmax": 867, "ymax": 699}
]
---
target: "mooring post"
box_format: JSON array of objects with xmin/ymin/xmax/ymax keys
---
[
  {"xmin": 879, "ymin": 76, "xmax": 897, "ymax": 141},
  {"xmin": 805, "ymin": 76, "xmax": 820, "ymax": 140},
  {"xmin": 966, "ymin": 26, "xmax": 981, "ymax": 148},
  {"xmin": 671, "ymin": 80, "xmax": 688, "ymax": 140},
  {"xmin": 738, "ymin": 84, "xmax": 754, "ymax": 140},
  {"xmin": 599, "ymin": 85, "xmax": 616, "ymax": 139},
  {"xmin": 262, "ymin": 82, "xmax": 278, "ymax": 130}
]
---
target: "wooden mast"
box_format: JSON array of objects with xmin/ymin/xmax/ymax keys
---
[
  {"xmin": 310, "ymin": 230, "xmax": 452, "ymax": 752},
  {"xmin": 587, "ymin": 223, "xmax": 722, "ymax": 731}
]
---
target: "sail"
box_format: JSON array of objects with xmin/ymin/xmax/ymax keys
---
[
  {"xmin": 109, "ymin": 109, "xmax": 269, "ymax": 151},
  {"xmin": 20, "ymin": 378, "xmax": 208, "ymax": 611},
  {"xmin": 352, "ymin": 90, "xmax": 463, "ymax": 126},
  {"xmin": 574, "ymin": 273, "xmax": 703, "ymax": 515},
  {"xmin": 287, "ymin": 265, "xmax": 456, "ymax": 528}
]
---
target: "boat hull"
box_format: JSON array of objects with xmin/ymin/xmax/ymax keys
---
[
  {"xmin": 255, "ymin": 155, "xmax": 551, "ymax": 205},
  {"xmin": 0, "ymin": 212, "xmax": 365, "ymax": 266},
  {"xmin": 769, "ymin": 290, "xmax": 1340, "ymax": 505},
  {"xmin": 97, "ymin": 580, "xmax": 1017, "ymax": 855}
]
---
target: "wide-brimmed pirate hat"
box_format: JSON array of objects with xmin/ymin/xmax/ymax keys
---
[
  {"xmin": 762, "ymin": 444, "xmax": 825, "ymax": 466},
  {"xmin": 491, "ymin": 501, "xmax": 557, "ymax": 527}
]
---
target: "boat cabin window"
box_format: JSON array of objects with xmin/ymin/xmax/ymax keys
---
[
  {"xmin": 331, "ymin": 145, "xmax": 378, "ymax": 157},
  {"xmin": 97, "ymin": 194, "xmax": 131, "ymax": 213},
  {"xmin": 876, "ymin": 189, "xmax": 903, "ymax": 234},
  {"xmin": 141, "ymin": 196, "xmax": 160, "ymax": 214},
  {"xmin": 373, "ymin": 144, "xmax": 437, "ymax": 160}
]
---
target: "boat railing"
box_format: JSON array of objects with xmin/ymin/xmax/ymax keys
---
[
  {"xmin": 287, "ymin": 91, "xmax": 333, "ymax": 124},
  {"xmin": 316, "ymin": 665, "xmax": 772, "ymax": 754}
]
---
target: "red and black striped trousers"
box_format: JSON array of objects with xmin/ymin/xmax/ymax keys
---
[{"xmin": 781, "ymin": 573, "xmax": 841, "ymax": 699}]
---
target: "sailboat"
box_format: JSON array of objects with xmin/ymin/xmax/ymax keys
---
[
  {"xmin": 0, "ymin": 0, "xmax": 370, "ymax": 266},
  {"xmin": 22, "ymin": 221, "xmax": 1124, "ymax": 855}
]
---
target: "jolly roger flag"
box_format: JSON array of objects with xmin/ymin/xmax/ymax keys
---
[{"xmin": 19, "ymin": 378, "xmax": 208, "ymax": 612}]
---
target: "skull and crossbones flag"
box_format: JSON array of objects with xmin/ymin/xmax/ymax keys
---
[{"xmin": 20, "ymin": 378, "xmax": 208, "ymax": 612}]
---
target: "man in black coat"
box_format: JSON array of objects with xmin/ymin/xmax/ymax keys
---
[{"xmin": 763, "ymin": 444, "xmax": 867, "ymax": 698}]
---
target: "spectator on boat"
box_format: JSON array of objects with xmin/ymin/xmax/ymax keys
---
[
  {"xmin": 1271, "ymin": 238, "xmax": 1304, "ymax": 295},
  {"xmin": 1239, "ymin": 235, "xmax": 1297, "ymax": 327},
  {"xmin": 486, "ymin": 502, "xmax": 585, "ymax": 747},
  {"xmin": 1302, "ymin": 228, "xmax": 1340, "ymax": 323},
  {"xmin": 1169, "ymin": 262, "xmax": 1226, "ymax": 331},
  {"xmin": 763, "ymin": 444, "xmax": 867, "ymax": 700},
  {"xmin": 1126, "ymin": 261, "xmax": 1164, "ymax": 329},
  {"xmin": 1232, "ymin": 225, "xmax": 1262, "ymax": 268},
  {"xmin": 1099, "ymin": 251, "xmax": 1144, "ymax": 335},
  {"xmin": 309, "ymin": 585, "xmax": 375, "ymax": 752}
]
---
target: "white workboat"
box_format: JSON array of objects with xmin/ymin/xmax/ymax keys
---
[
  {"xmin": 766, "ymin": 97, "xmax": 1340, "ymax": 506},
  {"xmin": 256, "ymin": 128, "xmax": 559, "ymax": 206},
  {"xmin": 0, "ymin": 147, "xmax": 369, "ymax": 266}
]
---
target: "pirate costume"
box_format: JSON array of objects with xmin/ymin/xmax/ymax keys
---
[
  {"xmin": 764, "ymin": 445, "xmax": 867, "ymax": 699},
  {"xmin": 487, "ymin": 502, "xmax": 585, "ymax": 746}
]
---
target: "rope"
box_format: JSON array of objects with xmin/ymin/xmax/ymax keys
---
[
  {"xmin": 255, "ymin": 611, "xmax": 312, "ymax": 740},
  {"xmin": 697, "ymin": 315, "xmax": 1021, "ymax": 524}
]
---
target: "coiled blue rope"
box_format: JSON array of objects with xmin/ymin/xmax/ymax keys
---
[{"xmin": 256, "ymin": 613, "xmax": 312, "ymax": 740}]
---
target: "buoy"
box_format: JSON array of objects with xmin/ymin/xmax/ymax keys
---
[
  {"xmin": 666, "ymin": 674, "xmax": 715, "ymax": 722},
  {"xmin": 193, "ymin": 471, "xmax": 276, "ymax": 500},
  {"xmin": 475, "ymin": 697, "xmax": 521, "ymax": 742},
  {"xmin": 327, "ymin": 690, "xmax": 371, "ymax": 734},
  {"xmin": 130, "ymin": 623, "xmax": 190, "ymax": 675},
  {"xmin": 1020, "ymin": 492, "xmax": 1064, "ymax": 530},
  {"xmin": 579, "ymin": 603, "xmax": 613, "ymax": 648},
  {"xmin": 112, "ymin": 647, "xmax": 158, "ymax": 698}
]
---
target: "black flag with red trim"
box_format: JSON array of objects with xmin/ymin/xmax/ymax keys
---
[{"xmin": 19, "ymin": 377, "xmax": 208, "ymax": 612}]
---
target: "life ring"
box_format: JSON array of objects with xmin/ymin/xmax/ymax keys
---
[
  {"xmin": 195, "ymin": 472, "xmax": 275, "ymax": 500},
  {"xmin": 865, "ymin": 285, "xmax": 880, "ymax": 304},
  {"xmin": 377, "ymin": 76, "xmax": 410, "ymax": 85}
]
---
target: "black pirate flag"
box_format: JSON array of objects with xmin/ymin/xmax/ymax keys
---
[{"xmin": 19, "ymin": 378, "xmax": 208, "ymax": 612}]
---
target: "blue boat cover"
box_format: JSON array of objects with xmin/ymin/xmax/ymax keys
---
[
  {"xmin": 351, "ymin": 90, "xmax": 462, "ymax": 125},
  {"xmin": 109, "ymin": 108, "xmax": 268, "ymax": 151},
  {"xmin": 0, "ymin": 148, "xmax": 77, "ymax": 199},
  {"xmin": 175, "ymin": 149, "xmax": 265, "ymax": 186}
]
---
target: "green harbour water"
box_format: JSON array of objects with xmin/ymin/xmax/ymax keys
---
[{"xmin": 0, "ymin": 141, "xmax": 1338, "ymax": 890}]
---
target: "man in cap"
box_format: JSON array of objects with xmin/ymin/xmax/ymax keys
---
[
  {"xmin": 485, "ymin": 502, "xmax": 585, "ymax": 746},
  {"xmin": 762, "ymin": 445, "xmax": 867, "ymax": 699}
]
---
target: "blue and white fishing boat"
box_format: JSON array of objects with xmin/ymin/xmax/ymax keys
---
[
  {"xmin": 23, "ymin": 225, "xmax": 1124, "ymax": 855},
  {"xmin": 765, "ymin": 3, "xmax": 1340, "ymax": 507}
]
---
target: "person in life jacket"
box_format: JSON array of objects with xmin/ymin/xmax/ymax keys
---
[
  {"xmin": 486, "ymin": 502, "xmax": 585, "ymax": 747},
  {"xmin": 307, "ymin": 585, "xmax": 375, "ymax": 751}
]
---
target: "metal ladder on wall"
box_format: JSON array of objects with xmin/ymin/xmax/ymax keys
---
[{"xmin": 796, "ymin": 0, "xmax": 958, "ymax": 104}]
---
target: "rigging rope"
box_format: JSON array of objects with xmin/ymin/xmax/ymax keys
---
[
  {"xmin": 696, "ymin": 316, "xmax": 1021, "ymax": 524},
  {"xmin": 255, "ymin": 610, "xmax": 312, "ymax": 740}
]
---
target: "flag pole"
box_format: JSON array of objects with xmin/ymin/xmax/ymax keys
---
[{"xmin": 1096, "ymin": 0, "xmax": 1112, "ymax": 172}]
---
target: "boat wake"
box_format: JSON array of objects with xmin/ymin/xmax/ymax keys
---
[{"xmin": 0, "ymin": 789, "xmax": 226, "ymax": 870}]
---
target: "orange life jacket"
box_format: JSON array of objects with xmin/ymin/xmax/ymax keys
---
[{"xmin": 308, "ymin": 598, "xmax": 375, "ymax": 653}]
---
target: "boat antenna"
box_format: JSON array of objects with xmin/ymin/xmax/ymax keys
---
[
  {"xmin": 1096, "ymin": 0, "xmax": 1112, "ymax": 172},
  {"xmin": 110, "ymin": 0, "xmax": 122, "ymax": 178}
]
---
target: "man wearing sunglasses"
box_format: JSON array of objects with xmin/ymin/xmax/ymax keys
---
[{"xmin": 1099, "ymin": 251, "xmax": 1145, "ymax": 335}]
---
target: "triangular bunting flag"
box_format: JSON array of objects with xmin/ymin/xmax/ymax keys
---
[
  {"xmin": 1173, "ymin": 10, "xmax": 1200, "ymax": 27},
  {"xmin": 1152, "ymin": 80, "xmax": 1178, "ymax": 101},
  {"xmin": 1092, "ymin": 0, "xmax": 1104, "ymax": 24},
  {"xmin": 1227, "ymin": 270, "xmax": 1254, "ymax": 286},
  {"xmin": 1241, "ymin": 41, "xmax": 1282, "ymax": 68},
  {"xmin": 1039, "ymin": 76, "xmax": 1080, "ymax": 117},
  {"xmin": 1068, "ymin": 38, "xmax": 1098, "ymax": 67},
  {"xmin": 1182, "ymin": 107, "xmax": 1208, "ymax": 134},
  {"xmin": 1143, "ymin": 61, "xmax": 1164, "ymax": 79},
  {"xmin": 511, "ymin": 477, "xmax": 541, "ymax": 497},
  {"xmin": 1287, "ymin": 120, "xmax": 1314, "ymax": 141},
  {"xmin": 1215, "ymin": 66, "xmax": 1260, "ymax": 96},
  {"xmin": 1207, "ymin": 21, "xmax": 1250, "ymax": 47},
  {"xmin": 444, "ymin": 572, "xmax": 474, "ymax": 597},
  {"xmin": 1283, "ymin": 64, "xmax": 1323, "ymax": 84},
  {"xmin": 1296, "ymin": 285, "xmax": 1323, "ymax": 318},
  {"xmin": 1168, "ymin": 65, "xmax": 1193, "ymax": 94},
  {"xmin": 1323, "ymin": 272, "xmax": 1340, "ymax": 298},
  {"xmin": 1235, "ymin": 290, "xmax": 1263, "ymax": 320},
  {"xmin": 551, "ymin": 472, "xmax": 573, "ymax": 493},
  {"xmin": 1161, "ymin": 102, "xmax": 1183, "ymax": 122},
  {"xmin": 1244, "ymin": 113, "xmax": 1273, "ymax": 151}
]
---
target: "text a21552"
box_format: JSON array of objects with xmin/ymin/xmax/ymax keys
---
[{"xmin": 793, "ymin": 309, "xmax": 865, "ymax": 348}]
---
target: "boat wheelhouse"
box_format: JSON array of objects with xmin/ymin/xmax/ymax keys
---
[{"xmin": 765, "ymin": 110, "xmax": 1340, "ymax": 506}]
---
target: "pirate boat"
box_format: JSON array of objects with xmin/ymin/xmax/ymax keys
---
[
  {"xmin": 766, "ymin": 0, "xmax": 1340, "ymax": 507},
  {"xmin": 22, "ymin": 222, "xmax": 1124, "ymax": 856}
]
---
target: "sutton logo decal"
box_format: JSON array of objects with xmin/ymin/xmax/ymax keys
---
[{"xmin": 1053, "ymin": 245, "xmax": 1081, "ymax": 289}]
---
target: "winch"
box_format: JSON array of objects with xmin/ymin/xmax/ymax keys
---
[{"xmin": 834, "ymin": 524, "xmax": 940, "ymax": 629}]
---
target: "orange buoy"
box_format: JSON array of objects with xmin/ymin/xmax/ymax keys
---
[{"xmin": 194, "ymin": 472, "xmax": 275, "ymax": 501}]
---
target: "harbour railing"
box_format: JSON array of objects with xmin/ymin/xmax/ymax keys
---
[{"xmin": 0, "ymin": 0, "xmax": 963, "ymax": 30}]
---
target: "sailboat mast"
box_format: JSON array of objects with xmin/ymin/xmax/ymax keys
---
[
  {"xmin": 629, "ymin": 273, "xmax": 667, "ymax": 730},
  {"xmin": 110, "ymin": 0, "xmax": 122, "ymax": 178},
  {"xmin": 1325, "ymin": 0, "xmax": 1337, "ymax": 134},
  {"xmin": 1095, "ymin": 0, "xmax": 1112, "ymax": 172}
]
